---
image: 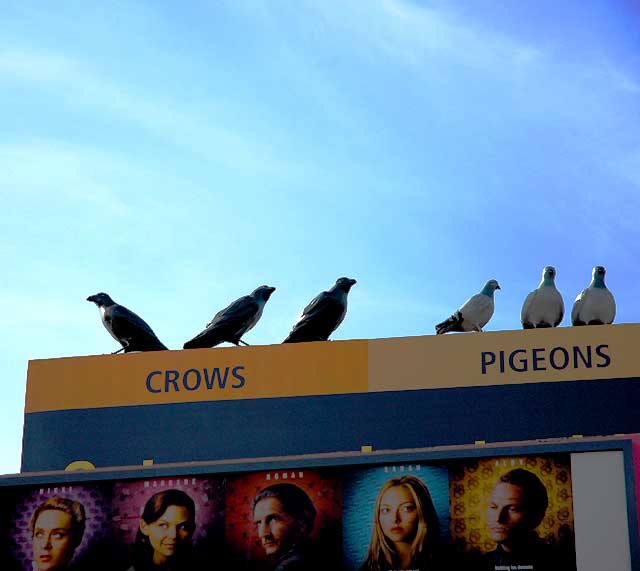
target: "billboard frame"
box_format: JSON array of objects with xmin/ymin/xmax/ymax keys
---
[{"xmin": 3, "ymin": 436, "xmax": 639, "ymax": 570}]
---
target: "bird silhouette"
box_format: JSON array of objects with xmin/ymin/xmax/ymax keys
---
[
  {"xmin": 436, "ymin": 279, "xmax": 500, "ymax": 334},
  {"xmin": 87, "ymin": 292, "xmax": 167, "ymax": 353},
  {"xmin": 283, "ymin": 277, "xmax": 356, "ymax": 343},
  {"xmin": 571, "ymin": 266, "xmax": 615, "ymax": 325},
  {"xmin": 521, "ymin": 266, "xmax": 564, "ymax": 328},
  {"xmin": 183, "ymin": 285, "xmax": 276, "ymax": 349}
]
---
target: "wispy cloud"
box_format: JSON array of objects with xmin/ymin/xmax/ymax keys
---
[
  {"xmin": 0, "ymin": 47, "xmax": 320, "ymax": 180},
  {"xmin": 609, "ymin": 147, "xmax": 640, "ymax": 190},
  {"xmin": 0, "ymin": 290, "xmax": 90, "ymax": 328},
  {"xmin": 0, "ymin": 141, "xmax": 133, "ymax": 215},
  {"xmin": 309, "ymin": 0, "xmax": 543, "ymax": 76},
  {"xmin": 381, "ymin": 0, "xmax": 543, "ymax": 71},
  {"xmin": 585, "ymin": 60, "xmax": 640, "ymax": 94}
]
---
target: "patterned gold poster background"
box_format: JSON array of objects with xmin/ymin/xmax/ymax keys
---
[{"xmin": 449, "ymin": 455, "xmax": 574, "ymax": 554}]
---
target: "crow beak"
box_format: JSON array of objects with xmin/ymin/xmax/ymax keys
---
[{"xmin": 87, "ymin": 295, "xmax": 96, "ymax": 302}]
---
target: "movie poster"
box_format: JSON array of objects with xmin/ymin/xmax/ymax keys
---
[
  {"xmin": 0, "ymin": 452, "xmax": 579, "ymax": 571},
  {"xmin": 224, "ymin": 468, "xmax": 343, "ymax": 571},
  {"xmin": 2, "ymin": 482, "xmax": 113, "ymax": 571},
  {"xmin": 449, "ymin": 454, "xmax": 577, "ymax": 571},
  {"xmin": 111, "ymin": 476, "xmax": 225, "ymax": 571},
  {"xmin": 342, "ymin": 463, "xmax": 451, "ymax": 571}
]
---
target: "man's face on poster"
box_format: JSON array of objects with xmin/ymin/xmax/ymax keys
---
[
  {"xmin": 253, "ymin": 497, "xmax": 302, "ymax": 557},
  {"xmin": 487, "ymin": 483, "xmax": 533, "ymax": 545}
]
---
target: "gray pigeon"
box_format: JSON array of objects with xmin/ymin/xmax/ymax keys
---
[
  {"xmin": 435, "ymin": 279, "xmax": 501, "ymax": 334},
  {"xmin": 521, "ymin": 266, "xmax": 564, "ymax": 328},
  {"xmin": 571, "ymin": 266, "xmax": 616, "ymax": 325},
  {"xmin": 283, "ymin": 277, "xmax": 356, "ymax": 343},
  {"xmin": 183, "ymin": 285, "xmax": 276, "ymax": 349},
  {"xmin": 87, "ymin": 292, "xmax": 168, "ymax": 353}
]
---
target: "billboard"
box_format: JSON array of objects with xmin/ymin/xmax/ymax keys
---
[
  {"xmin": 0, "ymin": 452, "xmax": 580, "ymax": 571},
  {"xmin": 25, "ymin": 325, "xmax": 640, "ymax": 413},
  {"xmin": 22, "ymin": 325, "xmax": 640, "ymax": 471}
]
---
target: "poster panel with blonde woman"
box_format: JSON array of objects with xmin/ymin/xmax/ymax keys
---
[
  {"xmin": 343, "ymin": 465, "xmax": 451, "ymax": 571},
  {"xmin": 30, "ymin": 497, "xmax": 86, "ymax": 571},
  {"xmin": 2, "ymin": 485, "xmax": 112, "ymax": 571}
]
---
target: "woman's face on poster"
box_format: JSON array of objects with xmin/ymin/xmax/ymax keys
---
[
  {"xmin": 140, "ymin": 505, "xmax": 194, "ymax": 564},
  {"xmin": 378, "ymin": 485, "xmax": 419, "ymax": 544},
  {"xmin": 32, "ymin": 509, "xmax": 76, "ymax": 571}
]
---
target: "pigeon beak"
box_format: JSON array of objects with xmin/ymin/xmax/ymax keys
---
[{"xmin": 496, "ymin": 284, "xmax": 501, "ymax": 290}]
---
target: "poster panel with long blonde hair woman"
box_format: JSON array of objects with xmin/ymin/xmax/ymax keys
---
[{"xmin": 343, "ymin": 465, "xmax": 451, "ymax": 571}]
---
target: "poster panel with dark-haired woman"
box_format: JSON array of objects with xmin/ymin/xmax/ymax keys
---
[
  {"xmin": 449, "ymin": 454, "xmax": 577, "ymax": 571},
  {"xmin": 225, "ymin": 468, "xmax": 343, "ymax": 571},
  {"xmin": 110, "ymin": 476, "xmax": 225, "ymax": 571},
  {"xmin": 343, "ymin": 463, "xmax": 452, "ymax": 571},
  {"xmin": 0, "ymin": 482, "xmax": 114, "ymax": 571}
]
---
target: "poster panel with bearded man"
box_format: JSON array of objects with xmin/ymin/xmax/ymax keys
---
[{"xmin": 224, "ymin": 469, "xmax": 342, "ymax": 571}]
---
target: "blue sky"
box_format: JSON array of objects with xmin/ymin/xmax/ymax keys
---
[{"xmin": 2, "ymin": 0, "xmax": 639, "ymax": 475}]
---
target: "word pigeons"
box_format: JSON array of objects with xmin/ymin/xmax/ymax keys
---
[{"xmin": 87, "ymin": 266, "xmax": 616, "ymax": 353}]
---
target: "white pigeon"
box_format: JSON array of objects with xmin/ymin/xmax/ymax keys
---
[
  {"xmin": 435, "ymin": 279, "xmax": 501, "ymax": 334},
  {"xmin": 521, "ymin": 266, "xmax": 564, "ymax": 328},
  {"xmin": 571, "ymin": 266, "xmax": 616, "ymax": 326}
]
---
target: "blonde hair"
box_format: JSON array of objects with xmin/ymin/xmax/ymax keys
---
[{"xmin": 361, "ymin": 475, "xmax": 439, "ymax": 571}]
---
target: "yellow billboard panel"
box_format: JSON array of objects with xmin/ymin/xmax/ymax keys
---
[
  {"xmin": 26, "ymin": 340, "xmax": 368, "ymax": 413},
  {"xmin": 368, "ymin": 323, "xmax": 630, "ymax": 391},
  {"xmin": 25, "ymin": 324, "xmax": 639, "ymax": 413}
]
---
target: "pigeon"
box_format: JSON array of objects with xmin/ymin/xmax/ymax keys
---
[
  {"xmin": 435, "ymin": 279, "xmax": 501, "ymax": 334},
  {"xmin": 183, "ymin": 285, "xmax": 276, "ymax": 349},
  {"xmin": 87, "ymin": 292, "xmax": 168, "ymax": 353},
  {"xmin": 571, "ymin": 266, "xmax": 616, "ymax": 326},
  {"xmin": 521, "ymin": 266, "xmax": 564, "ymax": 328},
  {"xmin": 283, "ymin": 277, "xmax": 357, "ymax": 343}
]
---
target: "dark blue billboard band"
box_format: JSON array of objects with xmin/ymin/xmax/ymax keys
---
[{"xmin": 22, "ymin": 376, "xmax": 640, "ymax": 472}]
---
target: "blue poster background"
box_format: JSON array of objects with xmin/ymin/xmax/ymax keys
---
[{"xmin": 342, "ymin": 463, "xmax": 450, "ymax": 570}]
